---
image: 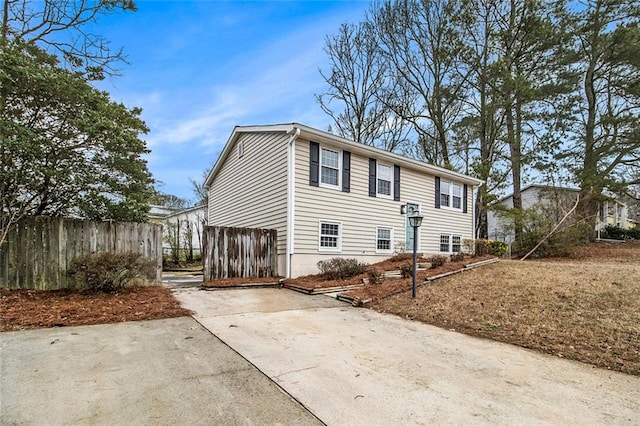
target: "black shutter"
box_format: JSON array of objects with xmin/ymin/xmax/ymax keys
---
[
  {"xmin": 342, "ymin": 151, "xmax": 351, "ymax": 192},
  {"xmin": 369, "ymin": 158, "xmax": 377, "ymax": 197},
  {"xmin": 435, "ymin": 176, "xmax": 441, "ymax": 208},
  {"xmin": 463, "ymin": 184, "xmax": 468, "ymax": 213},
  {"xmin": 309, "ymin": 142, "xmax": 319, "ymax": 187},
  {"xmin": 393, "ymin": 165, "xmax": 400, "ymax": 201}
]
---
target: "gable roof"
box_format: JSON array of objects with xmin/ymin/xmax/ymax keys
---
[
  {"xmin": 204, "ymin": 123, "xmax": 483, "ymax": 188},
  {"xmin": 494, "ymin": 184, "xmax": 580, "ymax": 204}
]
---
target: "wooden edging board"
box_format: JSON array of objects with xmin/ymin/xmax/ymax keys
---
[
  {"xmin": 285, "ymin": 283, "xmax": 364, "ymax": 295},
  {"xmin": 340, "ymin": 258, "xmax": 500, "ymax": 307}
]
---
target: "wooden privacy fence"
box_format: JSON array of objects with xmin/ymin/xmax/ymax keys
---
[
  {"xmin": 0, "ymin": 216, "xmax": 163, "ymax": 290},
  {"xmin": 203, "ymin": 226, "xmax": 277, "ymax": 280}
]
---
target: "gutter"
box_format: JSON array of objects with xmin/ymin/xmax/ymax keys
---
[{"xmin": 285, "ymin": 126, "xmax": 301, "ymax": 278}]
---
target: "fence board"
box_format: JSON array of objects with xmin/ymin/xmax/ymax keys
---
[
  {"xmin": 0, "ymin": 216, "xmax": 163, "ymax": 290},
  {"xmin": 202, "ymin": 226, "xmax": 277, "ymax": 280}
]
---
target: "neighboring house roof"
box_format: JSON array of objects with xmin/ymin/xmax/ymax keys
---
[
  {"xmin": 164, "ymin": 204, "xmax": 206, "ymax": 220},
  {"xmin": 204, "ymin": 123, "xmax": 483, "ymax": 188},
  {"xmin": 493, "ymin": 184, "xmax": 579, "ymax": 204},
  {"xmin": 494, "ymin": 184, "xmax": 631, "ymax": 207},
  {"xmin": 148, "ymin": 204, "xmax": 181, "ymax": 220}
]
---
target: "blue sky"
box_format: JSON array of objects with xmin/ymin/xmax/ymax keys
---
[{"xmin": 94, "ymin": 1, "xmax": 371, "ymax": 203}]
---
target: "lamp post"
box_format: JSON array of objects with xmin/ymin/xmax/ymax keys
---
[{"xmin": 408, "ymin": 210, "xmax": 423, "ymax": 298}]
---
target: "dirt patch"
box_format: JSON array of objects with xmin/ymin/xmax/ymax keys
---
[
  {"xmin": 373, "ymin": 259, "xmax": 640, "ymax": 376},
  {"xmin": 0, "ymin": 286, "xmax": 192, "ymax": 332}
]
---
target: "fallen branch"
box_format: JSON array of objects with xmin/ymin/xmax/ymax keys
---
[{"xmin": 520, "ymin": 195, "xmax": 580, "ymax": 261}]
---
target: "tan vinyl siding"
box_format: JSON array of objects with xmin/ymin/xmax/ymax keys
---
[
  {"xmin": 208, "ymin": 132, "xmax": 288, "ymax": 264},
  {"xmin": 294, "ymin": 139, "xmax": 474, "ymax": 260},
  {"xmin": 419, "ymin": 172, "xmax": 474, "ymax": 252}
]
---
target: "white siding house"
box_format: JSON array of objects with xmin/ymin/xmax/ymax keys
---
[
  {"xmin": 162, "ymin": 205, "xmax": 207, "ymax": 257},
  {"xmin": 487, "ymin": 185, "xmax": 632, "ymax": 243},
  {"xmin": 205, "ymin": 124, "xmax": 482, "ymax": 278}
]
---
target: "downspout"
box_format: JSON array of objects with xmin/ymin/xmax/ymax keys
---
[
  {"xmin": 473, "ymin": 181, "xmax": 484, "ymax": 240},
  {"xmin": 285, "ymin": 126, "xmax": 301, "ymax": 278}
]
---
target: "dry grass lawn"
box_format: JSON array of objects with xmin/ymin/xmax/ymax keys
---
[{"xmin": 373, "ymin": 242, "xmax": 640, "ymax": 376}]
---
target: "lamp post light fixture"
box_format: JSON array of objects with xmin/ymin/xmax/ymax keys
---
[{"xmin": 408, "ymin": 210, "xmax": 423, "ymax": 299}]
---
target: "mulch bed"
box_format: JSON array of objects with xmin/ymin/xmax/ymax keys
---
[
  {"xmin": 0, "ymin": 286, "xmax": 192, "ymax": 332},
  {"xmin": 341, "ymin": 255, "xmax": 495, "ymax": 305},
  {"xmin": 285, "ymin": 255, "xmax": 434, "ymax": 291}
]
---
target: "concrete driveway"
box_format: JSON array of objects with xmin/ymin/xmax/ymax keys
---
[
  {"xmin": 175, "ymin": 287, "xmax": 640, "ymax": 425},
  {"xmin": 0, "ymin": 317, "xmax": 320, "ymax": 425}
]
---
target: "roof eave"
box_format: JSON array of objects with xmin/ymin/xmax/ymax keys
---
[
  {"xmin": 294, "ymin": 124, "xmax": 482, "ymax": 185},
  {"xmin": 205, "ymin": 122, "xmax": 483, "ymax": 188},
  {"xmin": 204, "ymin": 124, "xmax": 295, "ymax": 188}
]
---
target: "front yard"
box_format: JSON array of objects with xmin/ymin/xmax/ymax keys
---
[
  {"xmin": 2, "ymin": 241, "xmax": 638, "ymax": 376},
  {"xmin": 373, "ymin": 244, "xmax": 640, "ymax": 376}
]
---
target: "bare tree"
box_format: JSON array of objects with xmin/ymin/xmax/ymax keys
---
[
  {"xmin": 1, "ymin": 0, "xmax": 137, "ymax": 78},
  {"xmin": 317, "ymin": 21, "xmax": 409, "ymax": 151},
  {"xmin": 371, "ymin": 0, "xmax": 471, "ymax": 167}
]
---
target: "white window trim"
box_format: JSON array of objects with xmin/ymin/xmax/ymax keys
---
[
  {"xmin": 376, "ymin": 226, "xmax": 394, "ymax": 254},
  {"xmin": 237, "ymin": 141, "xmax": 244, "ymax": 158},
  {"xmin": 319, "ymin": 146, "xmax": 341, "ymax": 190},
  {"xmin": 439, "ymin": 233, "xmax": 462, "ymax": 253},
  {"xmin": 440, "ymin": 180, "xmax": 463, "ymax": 211},
  {"xmin": 318, "ymin": 220, "xmax": 342, "ymax": 252},
  {"xmin": 376, "ymin": 162, "xmax": 393, "ymax": 199}
]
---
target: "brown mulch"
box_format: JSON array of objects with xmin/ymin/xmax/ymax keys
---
[
  {"xmin": 202, "ymin": 276, "xmax": 283, "ymax": 288},
  {"xmin": 341, "ymin": 255, "xmax": 494, "ymax": 303},
  {"xmin": 0, "ymin": 286, "xmax": 192, "ymax": 332}
]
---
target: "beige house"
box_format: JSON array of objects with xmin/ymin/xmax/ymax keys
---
[{"xmin": 205, "ymin": 123, "xmax": 482, "ymax": 278}]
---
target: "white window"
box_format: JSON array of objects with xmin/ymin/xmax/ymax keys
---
[
  {"xmin": 440, "ymin": 180, "xmax": 462, "ymax": 210},
  {"xmin": 452, "ymin": 184, "xmax": 462, "ymax": 209},
  {"xmin": 377, "ymin": 163, "xmax": 392, "ymax": 198},
  {"xmin": 452, "ymin": 235, "xmax": 461, "ymax": 252},
  {"xmin": 237, "ymin": 141, "xmax": 244, "ymax": 158},
  {"xmin": 320, "ymin": 148, "xmax": 340, "ymax": 188},
  {"xmin": 376, "ymin": 227, "xmax": 393, "ymax": 253},
  {"xmin": 439, "ymin": 234, "xmax": 450, "ymax": 252},
  {"xmin": 440, "ymin": 234, "xmax": 462, "ymax": 253},
  {"xmin": 319, "ymin": 221, "xmax": 341, "ymax": 251}
]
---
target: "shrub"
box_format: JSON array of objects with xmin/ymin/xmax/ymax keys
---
[
  {"xmin": 603, "ymin": 225, "xmax": 626, "ymax": 240},
  {"xmin": 462, "ymin": 239, "xmax": 475, "ymax": 254},
  {"xmin": 399, "ymin": 264, "xmax": 413, "ymax": 278},
  {"xmin": 317, "ymin": 258, "xmax": 367, "ymax": 280},
  {"xmin": 368, "ymin": 267, "xmax": 385, "ymax": 284},
  {"xmin": 474, "ymin": 239, "xmax": 491, "ymax": 256},
  {"xmin": 450, "ymin": 252, "xmax": 465, "ymax": 262},
  {"xmin": 626, "ymin": 228, "xmax": 640, "ymax": 240},
  {"xmin": 473, "ymin": 239, "xmax": 508, "ymax": 257},
  {"xmin": 514, "ymin": 222, "xmax": 592, "ymax": 258},
  {"xmin": 67, "ymin": 252, "xmax": 156, "ymax": 293},
  {"xmin": 488, "ymin": 240, "xmax": 508, "ymax": 257},
  {"xmin": 427, "ymin": 255, "xmax": 447, "ymax": 269}
]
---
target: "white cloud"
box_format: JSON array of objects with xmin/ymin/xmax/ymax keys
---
[{"xmin": 105, "ymin": 2, "xmax": 370, "ymax": 198}]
